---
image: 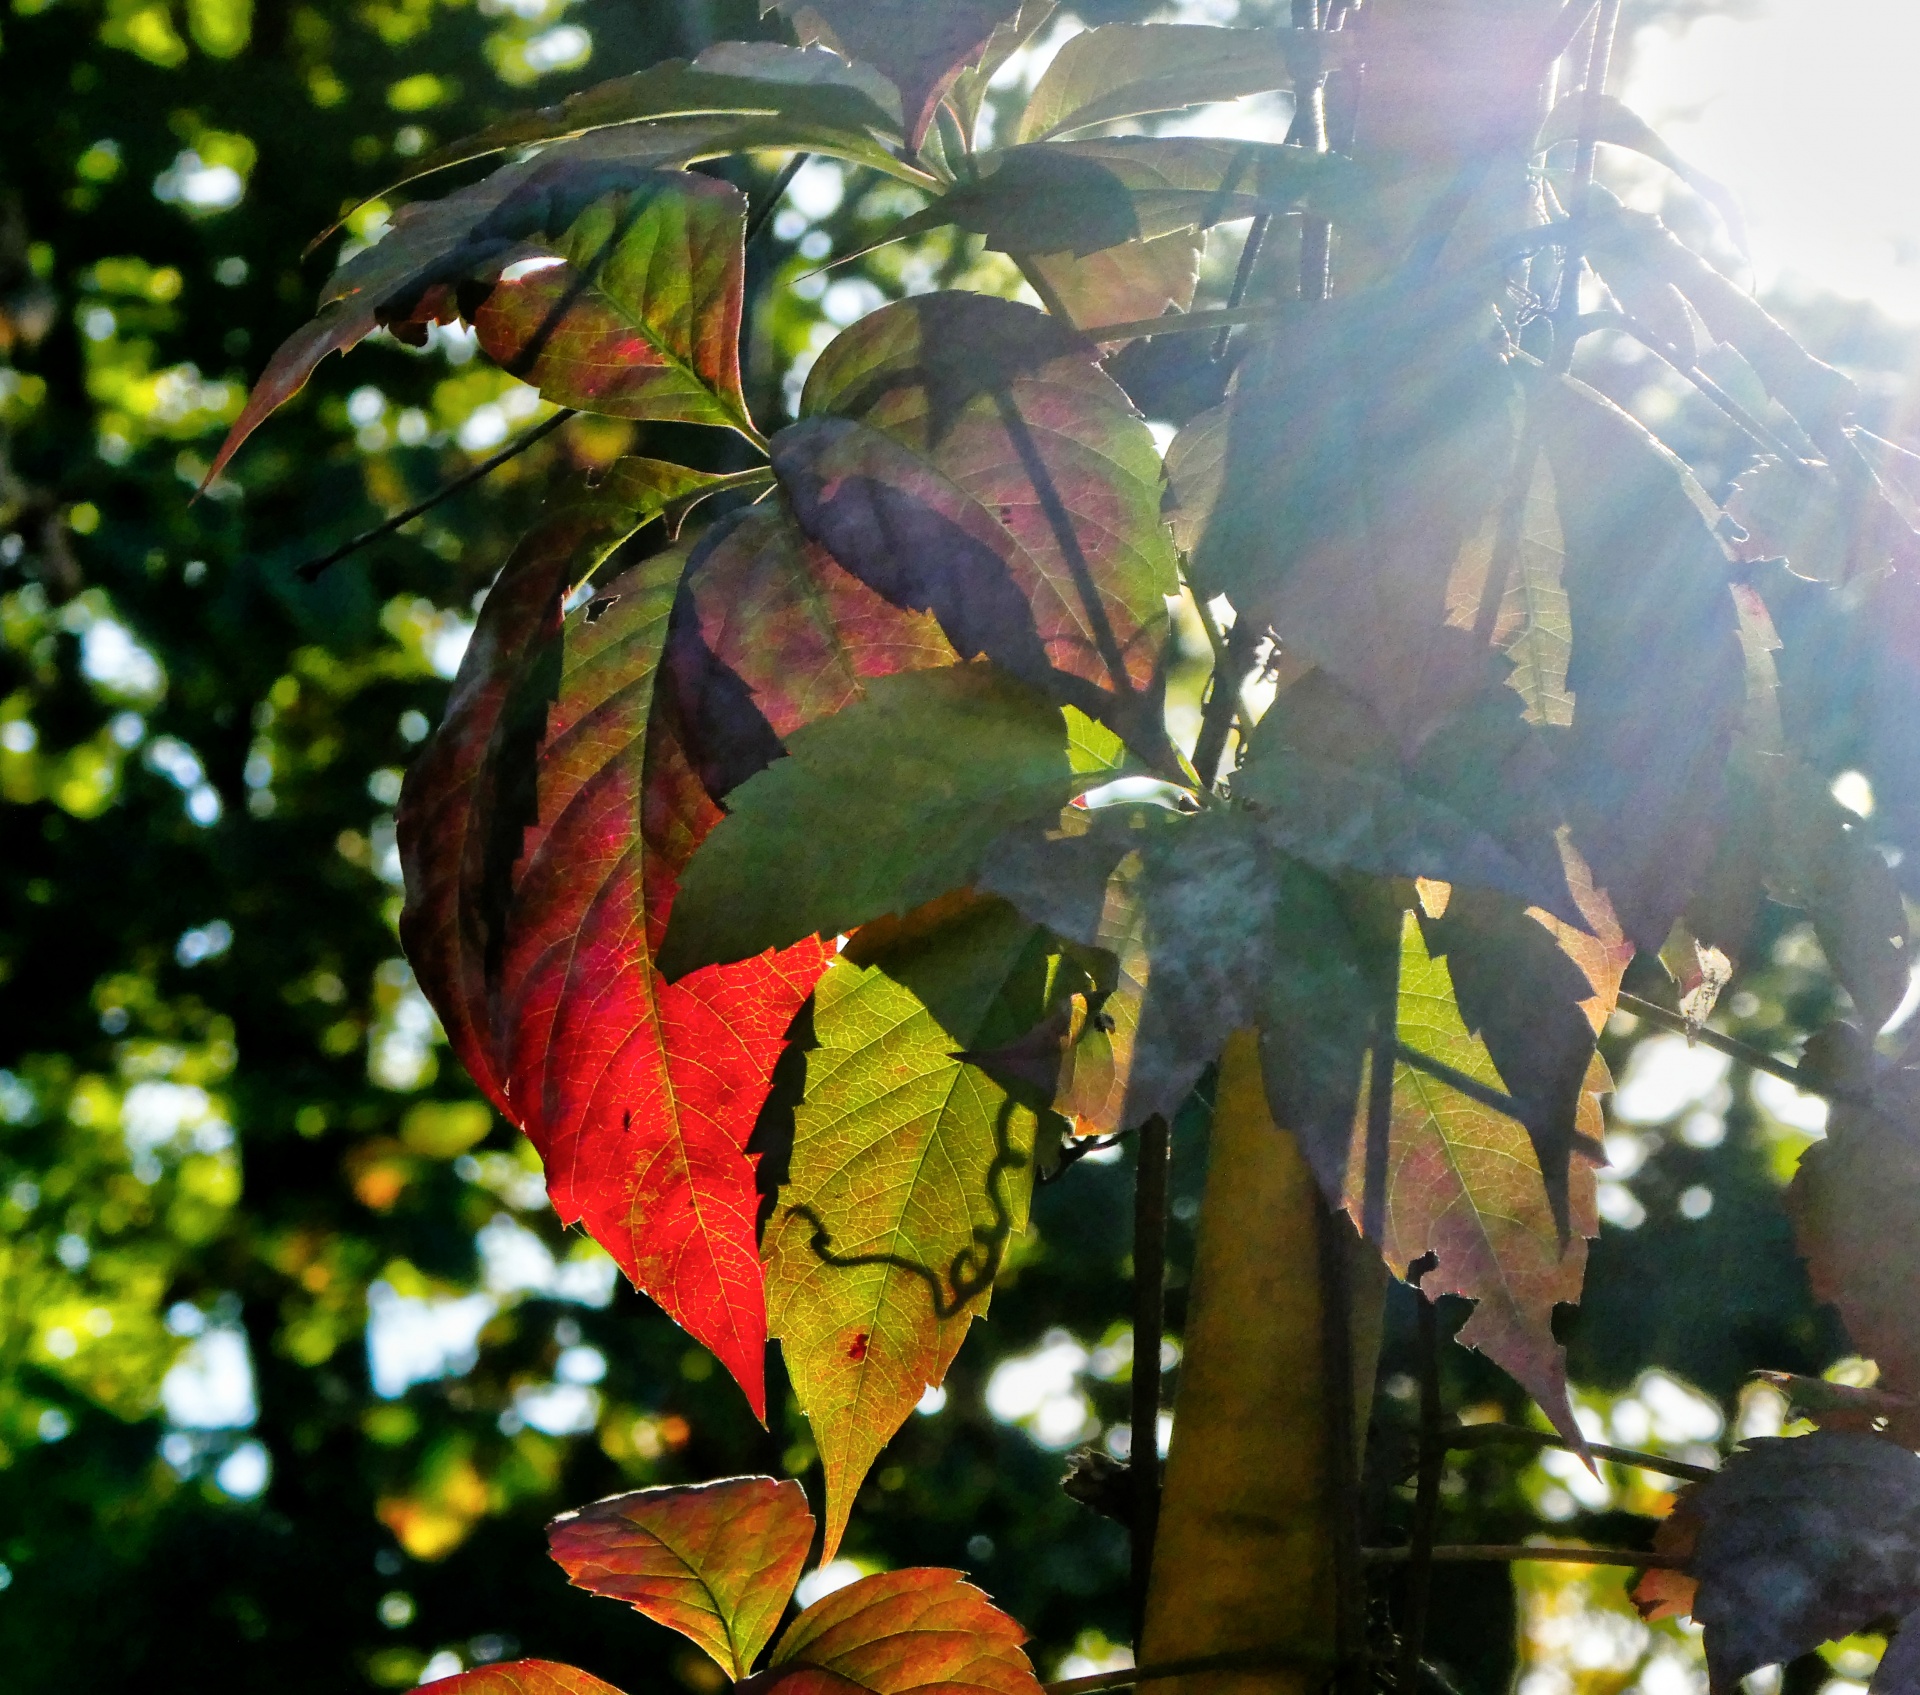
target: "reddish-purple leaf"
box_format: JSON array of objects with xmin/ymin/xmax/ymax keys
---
[
  {"xmin": 764, "ymin": 1, "xmax": 1021, "ymax": 149},
  {"xmin": 424, "ymin": 1663, "xmax": 628, "ymax": 1695},
  {"xmin": 667, "ymin": 503, "xmax": 956, "ymax": 798},
  {"xmin": 774, "ymin": 294, "xmax": 1177, "ymax": 748},
  {"xmin": 1635, "ymin": 1433, "xmax": 1920, "ymax": 1694},
  {"xmin": 761, "ymin": 1568, "xmax": 1043, "ymax": 1695},
  {"xmin": 1534, "ymin": 373, "xmax": 1747, "ymax": 951},
  {"xmin": 548, "ymin": 1477, "xmax": 815, "ymax": 1677},
  {"xmin": 473, "ymin": 171, "xmax": 755, "ymax": 436},
  {"xmin": 1788, "ymin": 1033, "xmax": 1920, "ymax": 1446}
]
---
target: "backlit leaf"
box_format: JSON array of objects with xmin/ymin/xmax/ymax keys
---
[
  {"xmin": 665, "ymin": 502, "xmax": 956, "ymax": 801},
  {"xmin": 1533, "ymin": 372, "xmax": 1747, "ymax": 950},
  {"xmin": 371, "ymin": 45, "xmax": 920, "ymax": 204},
  {"xmin": 211, "ymin": 131, "xmax": 739, "ymax": 480},
  {"xmin": 398, "ymin": 516, "xmax": 830, "ymax": 1418},
  {"xmin": 893, "ymin": 138, "xmax": 1350, "ymax": 258},
  {"xmin": 425, "ymin": 1663, "xmax": 629, "ymax": 1695},
  {"xmin": 473, "ymin": 171, "xmax": 755, "ymax": 437},
  {"xmin": 765, "ymin": 1568, "xmax": 1042, "ymax": 1695},
  {"xmin": 1789, "ymin": 1045, "xmax": 1920, "ymax": 1445},
  {"xmin": 767, "ymin": 900, "xmax": 1054, "ymax": 1558},
  {"xmin": 1346, "ymin": 913, "xmax": 1594, "ymax": 1446},
  {"xmin": 1015, "ymin": 24, "xmax": 1296, "ymax": 142},
  {"xmin": 1635, "ymin": 1432, "xmax": 1920, "ymax": 1694},
  {"xmin": 1586, "ymin": 200, "xmax": 1858, "ymax": 441},
  {"xmin": 1420, "ymin": 843, "xmax": 1631, "ymax": 1235},
  {"xmin": 1178, "ymin": 286, "xmax": 1521, "ymax": 753},
  {"xmin": 1536, "ymin": 94, "xmax": 1748, "ymax": 254},
  {"xmin": 1028, "ymin": 231, "xmax": 1202, "ymax": 340},
  {"xmin": 764, "ymin": 0, "xmax": 1021, "ymax": 149},
  {"xmin": 547, "ymin": 1476, "xmax": 814, "ymax": 1677},
  {"xmin": 397, "ymin": 462, "xmax": 710, "ymax": 1117},
  {"xmin": 948, "ymin": 0, "xmax": 1057, "ymax": 141},
  {"xmin": 660, "ymin": 665, "xmax": 1128, "ymax": 979},
  {"xmin": 774, "ymin": 293, "xmax": 1178, "ymax": 743},
  {"xmin": 1233, "ymin": 669, "xmax": 1581, "ymax": 922},
  {"xmin": 1728, "ymin": 454, "xmax": 1916, "ymax": 587}
]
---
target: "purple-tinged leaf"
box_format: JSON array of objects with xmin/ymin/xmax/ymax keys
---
[{"xmin": 763, "ymin": 1, "xmax": 1022, "ymax": 149}]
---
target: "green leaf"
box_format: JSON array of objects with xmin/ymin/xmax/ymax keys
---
[
  {"xmin": 766, "ymin": 900, "xmax": 1054, "ymax": 1558},
  {"xmin": 1232, "ymin": 669, "xmax": 1581, "ymax": 922},
  {"xmin": 1015, "ymin": 23, "xmax": 1297, "ymax": 143},
  {"xmin": 1446, "ymin": 445, "xmax": 1574, "ymax": 727},
  {"xmin": 1727, "ymin": 454, "xmax": 1917, "ymax": 586},
  {"xmin": 547, "ymin": 1477, "xmax": 815, "ymax": 1678},
  {"xmin": 1585, "ymin": 198, "xmax": 1858, "ymax": 441},
  {"xmin": 1348, "ymin": 913, "xmax": 1595, "ymax": 1448},
  {"xmin": 1028, "ymin": 230, "xmax": 1202, "ymax": 339},
  {"xmin": 1536, "ymin": 94, "xmax": 1748, "ymax": 255},
  {"xmin": 948, "ymin": 0, "xmax": 1057, "ymax": 142},
  {"xmin": 1532, "ymin": 371, "xmax": 1749, "ymax": 949},
  {"xmin": 473, "ymin": 174, "xmax": 755, "ymax": 437},
  {"xmin": 892, "ymin": 138, "xmax": 1351, "ymax": 258},
  {"xmin": 659, "ymin": 665, "xmax": 1130, "ymax": 979},
  {"xmin": 773, "ymin": 293, "xmax": 1179, "ymax": 746},
  {"xmin": 667, "ymin": 502, "xmax": 958, "ymax": 799},
  {"xmin": 365, "ymin": 46, "xmax": 923, "ymax": 208}
]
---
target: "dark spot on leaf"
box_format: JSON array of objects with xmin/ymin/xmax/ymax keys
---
[
  {"xmin": 585, "ymin": 595, "xmax": 619, "ymax": 624},
  {"xmin": 847, "ymin": 1332, "xmax": 869, "ymax": 1362}
]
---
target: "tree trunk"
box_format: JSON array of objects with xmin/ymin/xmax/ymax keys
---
[{"xmin": 1140, "ymin": 1033, "xmax": 1384, "ymax": 1695}]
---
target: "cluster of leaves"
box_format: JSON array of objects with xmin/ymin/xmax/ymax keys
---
[
  {"xmin": 215, "ymin": 0, "xmax": 1920, "ymax": 1672},
  {"xmin": 430, "ymin": 1474, "xmax": 1045, "ymax": 1695}
]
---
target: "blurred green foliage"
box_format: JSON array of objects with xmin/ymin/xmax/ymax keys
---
[{"xmin": 0, "ymin": 0, "xmax": 1911, "ymax": 1691}]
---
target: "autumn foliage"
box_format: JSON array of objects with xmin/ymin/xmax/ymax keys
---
[{"xmin": 220, "ymin": 0, "xmax": 1920, "ymax": 1688}]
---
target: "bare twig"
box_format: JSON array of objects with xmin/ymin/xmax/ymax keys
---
[
  {"xmin": 1615, "ymin": 992, "xmax": 1874, "ymax": 1112},
  {"xmin": 1130, "ymin": 1114, "xmax": 1171, "ymax": 1641},
  {"xmin": 1191, "ymin": 604, "xmax": 1259, "ymax": 792},
  {"xmin": 1445, "ymin": 1420, "xmax": 1716, "ymax": 1485},
  {"xmin": 297, "ymin": 408, "xmax": 574, "ymax": 580},
  {"xmin": 1550, "ymin": 0, "xmax": 1623, "ymax": 373},
  {"xmin": 1365, "ymin": 1544, "xmax": 1686, "ymax": 1570},
  {"xmin": 1211, "ymin": 214, "xmax": 1271, "ymax": 360},
  {"xmin": 744, "ymin": 152, "xmax": 810, "ymax": 247}
]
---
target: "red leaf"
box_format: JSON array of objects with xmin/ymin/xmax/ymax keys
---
[
  {"xmin": 398, "ymin": 504, "xmax": 830, "ymax": 1417},
  {"xmin": 425, "ymin": 1663, "xmax": 629, "ymax": 1695},
  {"xmin": 760, "ymin": 1569, "xmax": 1043, "ymax": 1695},
  {"xmin": 764, "ymin": 2, "xmax": 1021, "ymax": 149},
  {"xmin": 548, "ymin": 1477, "xmax": 815, "ymax": 1678}
]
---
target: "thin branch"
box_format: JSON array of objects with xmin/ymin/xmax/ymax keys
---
[
  {"xmin": 1576, "ymin": 310, "xmax": 1814, "ymax": 466},
  {"xmin": 1615, "ymin": 992, "xmax": 1873, "ymax": 1112},
  {"xmin": 1550, "ymin": 0, "xmax": 1623, "ymax": 373},
  {"xmin": 1130, "ymin": 1114, "xmax": 1171, "ymax": 1643},
  {"xmin": 1191, "ymin": 604, "xmax": 1259, "ymax": 793},
  {"xmin": 1364, "ymin": 1544, "xmax": 1686, "ymax": 1571},
  {"xmin": 297, "ymin": 408, "xmax": 574, "ymax": 580},
  {"xmin": 1318, "ymin": 1196, "xmax": 1366, "ymax": 1695},
  {"xmin": 1045, "ymin": 1647, "xmax": 1333, "ymax": 1695},
  {"xmin": 1212, "ymin": 214, "xmax": 1271, "ymax": 360},
  {"xmin": 744, "ymin": 152, "xmax": 810, "ymax": 247},
  {"xmin": 1397, "ymin": 1293, "xmax": 1446, "ymax": 1692},
  {"xmin": 1445, "ymin": 1421, "xmax": 1716, "ymax": 1485},
  {"xmin": 1083, "ymin": 300, "xmax": 1296, "ymax": 344}
]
